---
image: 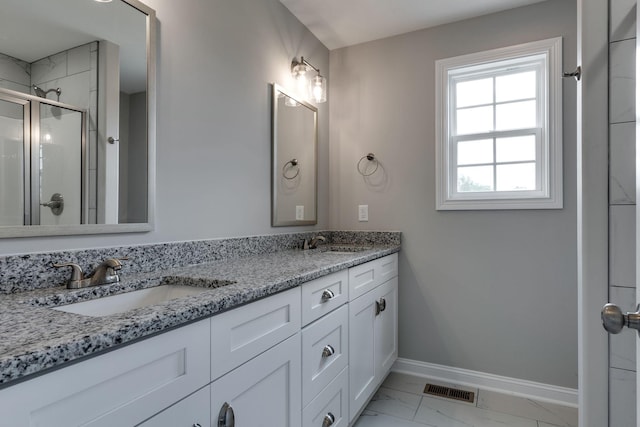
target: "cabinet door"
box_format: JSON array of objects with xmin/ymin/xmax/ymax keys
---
[
  {"xmin": 375, "ymin": 277, "xmax": 398, "ymax": 379},
  {"xmin": 348, "ymin": 289, "xmax": 377, "ymax": 422},
  {"xmin": 211, "ymin": 333, "xmax": 301, "ymax": 427},
  {"xmin": 136, "ymin": 386, "xmax": 210, "ymax": 427}
]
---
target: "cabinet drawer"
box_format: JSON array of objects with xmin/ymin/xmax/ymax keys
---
[
  {"xmin": 137, "ymin": 386, "xmax": 210, "ymax": 427},
  {"xmin": 302, "ymin": 304, "xmax": 348, "ymax": 406},
  {"xmin": 301, "ymin": 270, "xmax": 348, "ymax": 326},
  {"xmin": 349, "ymin": 253, "xmax": 398, "ymax": 300},
  {"xmin": 0, "ymin": 319, "xmax": 210, "ymax": 427},
  {"xmin": 303, "ymin": 367, "xmax": 349, "ymax": 427},
  {"xmin": 211, "ymin": 286, "xmax": 301, "ymax": 380}
]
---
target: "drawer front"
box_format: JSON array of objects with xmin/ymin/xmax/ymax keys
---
[
  {"xmin": 0, "ymin": 319, "xmax": 210, "ymax": 427},
  {"xmin": 137, "ymin": 386, "xmax": 210, "ymax": 427},
  {"xmin": 211, "ymin": 286, "xmax": 301, "ymax": 380},
  {"xmin": 349, "ymin": 253, "xmax": 398, "ymax": 300},
  {"xmin": 303, "ymin": 367, "xmax": 349, "ymax": 427},
  {"xmin": 301, "ymin": 270, "xmax": 348, "ymax": 326},
  {"xmin": 302, "ymin": 304, "xmax": 348, "ymax": 406}
]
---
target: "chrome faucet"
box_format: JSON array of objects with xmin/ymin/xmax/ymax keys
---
[
  {"xmin": 53, "ymin": 258, "xmax": 126, "ymax": 289},
  {"xmin": 303, "ymin": 235, "xmax": 326, "ymax": 250}
]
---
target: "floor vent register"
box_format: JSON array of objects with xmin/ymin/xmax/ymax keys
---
[{"xmin": 423, "ymin": 383, "xmax": 475, "ymax": 404}]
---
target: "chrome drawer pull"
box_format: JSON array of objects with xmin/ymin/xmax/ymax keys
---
[
  {"xmin": 379, "ymin": 297, "xmax": 387, "ymax": 312},
  {"xmin": 321, "ymin": 289, "xmax": 335, "ymax": 302},
  {"xmin": 218, "ymin": 402, "xmax": 235, "ymax": 427},
  {"xmin": 322, "ymin": 412, "xmax": 336, "ymax": 427},
  {"xmin": 322, "ymin": 344, "xmax": 335, "ymax": 358}
]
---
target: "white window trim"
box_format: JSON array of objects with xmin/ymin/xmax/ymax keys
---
[{"xmin": 435, "ymin": 37, "xmax": 563, "ymax": 210}]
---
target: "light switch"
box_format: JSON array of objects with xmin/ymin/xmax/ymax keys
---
[
  {"xmin": 358, "ymin": 205, "xmax": 369, "ymax": 222},
  {"xmin": 296, "ymin": 205, "xmax": 304, "ymax": 220}
]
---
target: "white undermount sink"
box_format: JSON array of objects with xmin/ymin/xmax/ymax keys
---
[{"xmin": 52, "ymin": 285, "xmax": 210, "ymax": 317}]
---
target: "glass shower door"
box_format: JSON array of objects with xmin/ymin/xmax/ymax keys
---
[
  {"xmin": 35, "ymin": 103, "xmax": 85, "ymax": 226},
  {"xmin": 0, "ymin": 95, "xmax": 29, "ymax": 226}
]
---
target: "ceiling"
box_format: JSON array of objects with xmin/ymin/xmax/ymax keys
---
[{"xmin": 279, "ymin": 0, "xmax": 549, "ymax": 50}]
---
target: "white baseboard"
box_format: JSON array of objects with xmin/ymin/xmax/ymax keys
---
[{"xmin": 392, "ymin": 358, "xmax": 578, "ymax": 408}]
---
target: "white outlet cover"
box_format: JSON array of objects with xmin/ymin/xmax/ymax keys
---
[
  {"xmin": 296, "ymin": 205, "xmax": 304, "ymax": 220},
  {"xmin": 358, "ymin": 205, "xmax": 368, "ymax": 221}
]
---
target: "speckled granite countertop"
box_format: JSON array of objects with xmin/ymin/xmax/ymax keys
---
[{"xmin": 0, "ymin": 244, "xmax": 399, "ymax": 387}]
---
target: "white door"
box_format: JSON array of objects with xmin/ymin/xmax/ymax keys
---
[{"xmin": 577, "ymin": 0, "xmax": 610, "ymax": 426}]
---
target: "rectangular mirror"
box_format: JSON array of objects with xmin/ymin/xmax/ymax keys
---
[
  {"xmin": 0, "ymin": 0, "xmax": 155, "ymax": 237},
  {"xmin": 271, "ymin": 84, "xmax": 317, "ymax": 226}
]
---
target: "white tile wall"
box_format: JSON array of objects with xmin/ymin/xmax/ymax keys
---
[
  {"xmin": 611, "ymin": 0, "xmax": 637, "ymax": 42},
  {"xmin": 610, "ymin": 122, "xmax": 636, "ymax": 204},
  {"xmin": 609, "ymin": 205, "xmax": 636, "ymax": 287},
  {"xmin": 610, "ymin": 38, "xmax": 636, "ymax": 123},
  {"xmin": 610, "ymin": 367, "xmax": 637, "ymax": 427},
  {"xmin": 609, "ymin": 1, "xmax": 637, "ymax": 425}
]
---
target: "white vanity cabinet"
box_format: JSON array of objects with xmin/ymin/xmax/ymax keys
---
[
  {"xmin": 0, "ymin": 252, "xmax": 399, "ymax": 427},
  {"xmin": 348, "ymin": 254, "xmax": 398, "ymax": 422}
]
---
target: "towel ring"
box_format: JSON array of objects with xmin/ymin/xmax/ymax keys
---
[
  {"xmin": 283, "ymin": 159, "xmax": 300, "ymax": 180},
  {"xmin": 357, "ymin": 153, "xmax": 379, "ymax": 176}
]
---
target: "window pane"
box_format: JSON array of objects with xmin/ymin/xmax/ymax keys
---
[
  {"xmin": 457, "ymin": 165, "xmax": 494, "ymax": 192},
  {"xmin": 496, "ymin": 162, "xmax": 536, "ymax": 191},
  {"xmin": 496, "ymin": 135, "xmax": 536, "ymax": 163},
  {"xmin": 496, "ymin": 71, "xmax": 536, "ymax": 102},
  {"xmin": 457, "ymin": 139, "xmax": 493, "ymax": 165},
  {"xmin": 495, "ymin": 100, "xmax": 536, "ymax": 131},
  {"xmin": 456, "ymin": 78, "xmax": 493, "ymax": 108},
  {"xmin": 456, "ymin": 106, "xmax": 494, "ymax": 135}
]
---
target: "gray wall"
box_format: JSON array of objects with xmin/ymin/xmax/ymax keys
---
[
  {"xmin": 329, "ymin": 0, "xmax": 578, "ymax": 388},
  {"xmin": 0, "ymin": 0, "xmax": 329, "ymax": 254}
]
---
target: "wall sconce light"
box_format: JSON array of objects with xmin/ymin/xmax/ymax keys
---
[{"xmin": 291, "ymin": 56, "xmax": 327, "ymax": 104}]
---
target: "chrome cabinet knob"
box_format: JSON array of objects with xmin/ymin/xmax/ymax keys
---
[
  {"xmin": 321, "ymin": 289, "xmax": 335, "ymax": 302},
  {"xmin": 193, "ymin": 424, "xmax": 202, "ymax": 427},
  {"xmin": 218, "ymin": 402, "xmax": 235, "ymax": 427},
  {"xmin": 602, "ymin": 303, "xmax": 640, "ymax": 336},
  {"xmin": 322, "ymin": 344, "xmax": 335, "ymax": 358},
  {"xmin": 379, "ymin": 297, "xmax": 387, "ymax": 312},
  {"xmin": 375, "ymin": 300, "xmax": 381, "ymax": 316},
  {"xmin": 322, "ymin": 412, "xmax": 336, "ymax": 427}
]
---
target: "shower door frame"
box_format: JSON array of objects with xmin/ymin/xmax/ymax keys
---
[{"xmin": 0, "ymin": 87, "xmax": 88, "ymax": 226}]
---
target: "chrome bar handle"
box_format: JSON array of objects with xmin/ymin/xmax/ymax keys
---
[
  {"xmin": 602, "ymin": 303, "xmax": 640, "ymax": 336},
  {"xmin": 322, "ymin": 344, "xmax": 335, "ymax": 358},
  {"xmin": 321, "ymin": 289, "xmax": 335, "ymax": 303},
  {"xmin": 218, "ymin": 402, "xmax": 235, "ymax": 427},
  {"xmin": 322, "ymin": 412, "xmax": 336, "ymax": 427}
]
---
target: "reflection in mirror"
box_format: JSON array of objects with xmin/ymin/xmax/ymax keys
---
[
  {"xmin": 272, "ymin": 84, "xmax": 317, "ymax": 226},
  {"xmin": 0, "ymin": 0, "xmax": 155, "ymax": 237}
]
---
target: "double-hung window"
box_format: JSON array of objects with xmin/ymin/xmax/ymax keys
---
[{"xmin": 435, "ymin": 38, "xmax": 563, "ymax": 210}]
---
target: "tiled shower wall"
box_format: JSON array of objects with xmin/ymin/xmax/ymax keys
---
[
  {"xmin": 609, "ymin": 0, "xmax": 637, "ymax": 425},
  {"xmin": 30, "ymin": 42, "xmax": 99, "ymax": 224}
]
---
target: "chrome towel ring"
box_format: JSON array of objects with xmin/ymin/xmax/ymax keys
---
[
  {"xmin": 357, "ymin": 153, "xmax": 379, "ymax": 176},
  {"xmin": 282, "ymin": 158, "xmax": 300, "ymax": 180}
]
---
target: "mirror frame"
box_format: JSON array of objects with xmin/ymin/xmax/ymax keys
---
[
  {"xmin": 271, "ymin": 83, "xmax": 318, "ymax": 227},
  {"xmin": 0, "ymin": 0, "xmax": 156, "ymax": 238}
]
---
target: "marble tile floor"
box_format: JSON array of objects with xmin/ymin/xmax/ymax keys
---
[{"xmin": 354, "ymin": 372, "xmax": 578, "ymax": 427}]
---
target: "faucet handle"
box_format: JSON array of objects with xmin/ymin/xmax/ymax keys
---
[{"xmin": 52, "ymin": 262, "xmax": 84, "ymax": 281}]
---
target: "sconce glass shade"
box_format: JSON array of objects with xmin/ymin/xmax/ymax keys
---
[{"xmin": 310, "ymin": 74, "xmax": 327, "ymax": 103}]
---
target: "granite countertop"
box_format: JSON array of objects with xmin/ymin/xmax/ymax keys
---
[{"xmin": 0, "ymin": 244, "xmax": 399, "ymax": 387}]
